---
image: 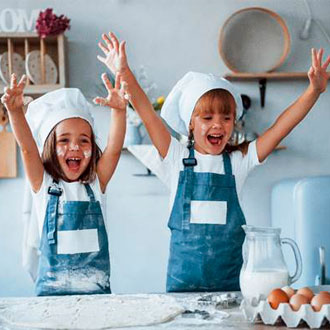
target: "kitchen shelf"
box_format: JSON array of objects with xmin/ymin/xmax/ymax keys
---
[
  {"xmin": 224, "ymin": 71, "xmax": 330, "ymax": 107},
  {"xmin": 224, "ymin": 72, "xmax": 330, "ymax": 80},
  {"xmin": 0, "ymin": 32, "xmax": 66, "ymax": 95},
  {"xmin": 274, "ymin": 145, "xmax": 286, "ymax": 151},
  {"xmin": 0, "ymin": 33, "xmax": 67, "ymax": 179}
]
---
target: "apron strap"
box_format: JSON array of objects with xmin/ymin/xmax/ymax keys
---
[
  {"xmin": 182, "ymin": 146, "xmax": 197, "ymax": 167},
  {"xmin": 182, "ymin": 146, "xmax": 197, "ymax": 230},
  {"xmin": 84, "ymin": 184, "xmax": 96, "ymax": 202},
  {"xmin": 46, "ymin": 180, "xmax": 62, "ymax": 245},
  {"xmin": 223, "ymin": 152, "xmax": 232, "ymax": 175}
]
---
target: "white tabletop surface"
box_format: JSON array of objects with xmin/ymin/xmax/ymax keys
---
[{"xmin": 0, "ymin": 292, "xmax": 316, "ymax": 329}]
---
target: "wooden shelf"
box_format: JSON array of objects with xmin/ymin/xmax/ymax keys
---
[
  {"xmin": 0, "ymin": 32, "xmax": 66, "ymax": 95},
  {"xmin": 0, "ymin": 83, "xmax": 65, "ymax": 95},
  {"xmin": 0, "ymin": 32, "xmax": 46, "ymax": 38},
  {"xmin": 224, "ymin": 72, "xmax": 330, "ymax": 80},
  {"xmin": 275, "ymin": 145, "xmax": 287, "ymax": 151},
  {"xmin": 225, "ymin": 71, "xmax": 330, "ymax": 107}
]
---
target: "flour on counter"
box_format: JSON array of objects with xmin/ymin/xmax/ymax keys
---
[{"xmin": 0, "ymin": 294, "xmax": 185, "ymax": 329}]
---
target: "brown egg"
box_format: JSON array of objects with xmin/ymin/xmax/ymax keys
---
[
  {"xmin": 289, "ymin": 293, "xmax": 310, "ymax": 311},
  {"xmin": 319, "ymin": 291, "xmax": 330, "ymax": 297},
  {"xmin": 296, "ymin": 287, "xmax": 314, "ymax": 302},
  {"xmin": 267, "ymin": 288, "xmax": 289, "ymax": 309},
  {"xmin": 281, "ymin": 286, "xmax": 295, "ymax": 299},
  {"xmin": 311, "ymin": 293, "xmax": 330, "ymax": 312}
]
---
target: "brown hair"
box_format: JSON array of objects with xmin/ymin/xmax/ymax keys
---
[
  {"xmin": 189, "ymin": 88, "xmax": 249, "ymax": 155},
  {"xmin": 224, "ymin": 141, "xmax": 250, "ymax": 155},
  {"xmin": 42, "ymin": 123, "xmax": 102, "ymax": 183},
  {"xmin": 192, "ymin": 89, "xmax": 236, "ymax": 118}
]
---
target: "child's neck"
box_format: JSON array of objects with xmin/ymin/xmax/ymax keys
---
[{"xmin": 193, "ymin": 143, "xmax": 224, "ymax": 156}]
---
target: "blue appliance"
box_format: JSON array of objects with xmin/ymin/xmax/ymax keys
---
[{"xmin": 271, "ymin": 176, "xmax": 330, "ymax": 288}]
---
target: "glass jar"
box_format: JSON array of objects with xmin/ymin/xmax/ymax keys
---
[{"xmin": 240, "ymin": 225, "xmax": 302, "ymax": 303}]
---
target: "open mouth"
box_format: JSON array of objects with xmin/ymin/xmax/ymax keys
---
[
  {"xmin": 66, "ymin": 158, "xmax": 81, "ymax": 170},
  {"xmin": 207, "ymin": 134, "xmax": 224, "ymax": 145}
]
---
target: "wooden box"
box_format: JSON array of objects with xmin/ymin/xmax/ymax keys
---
[{"xmin": 0, "ymin": 32, "xmax": 66, "ymax": 95}]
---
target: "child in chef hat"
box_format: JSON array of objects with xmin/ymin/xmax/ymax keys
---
[
  {"xmin": 98, "ymin": 32, "xmax": 330, "ymax": 292},
  {"xmin": 1, "ymin": 72, "xmax": 128, "ymax": 296}
]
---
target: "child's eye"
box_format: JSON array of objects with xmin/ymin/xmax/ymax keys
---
[
  {"xmin": 203, "ymin": 116, "xmax": 212, "ymax": 120},
  {"xmin": 58, "ymin": 138, "xmax": 69, "ymax": 143},
  {"xmin": 222, "ymin": 114, "xmax": 233, "ymax": 121},
  {"xmin": 81, "ymin": 138, "xmax": 90, "ymax": 144}
]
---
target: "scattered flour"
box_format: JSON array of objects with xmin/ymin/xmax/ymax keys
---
[{"xmin": 0, "ymin": 294, "xmax": 185, "ymax": 329}]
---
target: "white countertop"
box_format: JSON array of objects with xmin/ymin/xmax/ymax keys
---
[{"xmin": 0, "ymin": 292, "xmax": 313, "ymax": 329}]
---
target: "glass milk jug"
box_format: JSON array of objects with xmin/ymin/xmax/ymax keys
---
[{"xmin": 239, "ymin": 225, "xmax": 302, "ymax": 303}]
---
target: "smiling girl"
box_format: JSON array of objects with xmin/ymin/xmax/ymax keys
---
[
  {"xmin": 1, "ymin": 73, "xmax": 127, "ymax": 295},
  {"xmin": 98, "ymin": 32, "xmax": 330, "ymax": 292}
]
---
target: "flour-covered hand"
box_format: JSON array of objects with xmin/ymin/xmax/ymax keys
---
[
  {"xmin": 1, "ymin": 73, "xmax": 27, "ymax": 113},
  {"xmin": 93, "ymin": 73, "xmax": 128, "ymax": 111},
  {"xmin": 97, "ymin": 32, "xmax": 129, "ymax": 77},
  {"xmin": 308, "ymin": 48, "xmax": 330, "ymax": 93}
]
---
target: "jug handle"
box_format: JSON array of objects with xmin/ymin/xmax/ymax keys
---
[{"xmin": 281, "ymin": 238, "xmax": 303, "ymax": 284}]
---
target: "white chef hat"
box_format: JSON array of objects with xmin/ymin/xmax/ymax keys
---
[
  {"xmin": 25, "ymin": 88, "xmax": 95, "ymax": 153},
  {"xmin": 161, "ymin": 71, "xmax": 243, "ymax": 136}
]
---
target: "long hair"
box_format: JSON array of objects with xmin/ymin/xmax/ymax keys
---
[
  {"xmin": 188, "ymin": 88, "xmax": 249, "ymax": 155},
  {"xmin": 42, "ymin": 123, "xmax": 102, "ymax": 183}
]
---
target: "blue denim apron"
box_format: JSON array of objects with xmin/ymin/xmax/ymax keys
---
[
  {"xmin": 166, "ymin": 146, "xmax": 246, "ymax": 292},
  {"xmin": 35, "ymin": 181, "xmax": 111, "ymax": 296}
]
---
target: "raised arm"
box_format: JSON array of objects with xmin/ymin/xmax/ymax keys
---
[
  {"xmin": 256, "ymin": 48, "xmax": 330, "ymax": 162},
  {"xmin": 1, "ymin": 74, "xmax": 43, "ymax": 192},
  {"xmin": 98, "ymin": 32, "xmax": 171, "ymax": 158},
  {"xmin": 94, "ymin": 73, "xmax": 127, "ymax": 193}
]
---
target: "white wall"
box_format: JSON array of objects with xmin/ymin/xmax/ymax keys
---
[{"xmin": 1, "ymin": 0, "xmax": 330, "ymax": 296}]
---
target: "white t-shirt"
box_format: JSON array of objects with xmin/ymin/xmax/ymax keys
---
[
  {"xmin": 152, "ymin": 137, "xmax": 262, "ymax": 211},
  {"xmin": 29, "ymin": 172, "xmax": 106, "ymax": 247}
]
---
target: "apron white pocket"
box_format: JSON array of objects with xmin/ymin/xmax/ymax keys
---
[
  {"xmin": 57, "ymin": 229, "xmax": 100, "ymax": 254},
  {"xmin": 190, "ymin": 200, "xmax": 227, "ymax": 225}
]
